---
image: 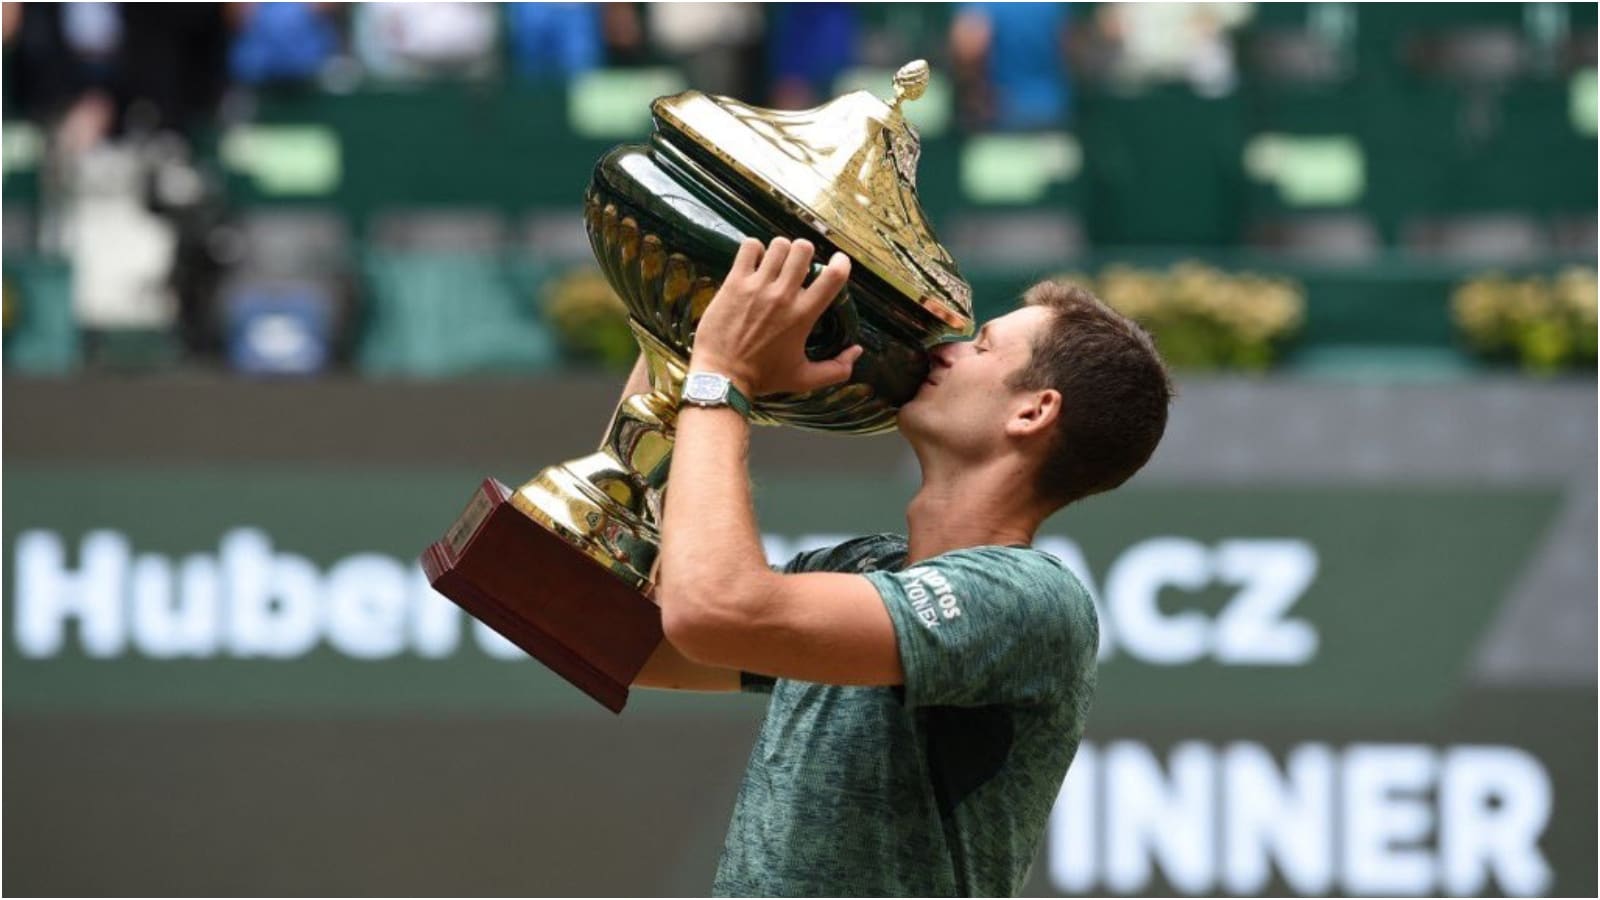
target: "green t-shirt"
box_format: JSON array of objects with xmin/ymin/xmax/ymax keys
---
[{"xmin": 713, "ymin": 533, "xmax": 1099, "ymax": 897}]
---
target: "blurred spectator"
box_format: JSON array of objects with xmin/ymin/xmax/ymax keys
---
[
  {"xmin": 3, "ymin": 4, "xmax": 119, "ymax": 155},
  {"xmin": 68, "ymin": 145, "xmax": 179, "ymax": 342},
  {"xmin": 354, "ymin": 2, "xmax": 499, "ymax": 82},
  {"xmin": 506, "ymin": 3, "xmax": 602, "ymax": 80},
  {"xmin": 117, "ymin": 4, "xmax": 229, "ymax": 137},
  {"xmin": 60, "ymin": 3, "xmax": 122, "ymax": 75},
  {"xmin": 647, "ymin": 2, "xmax": 765, "ymax": 98},
  {"xmin": 598, "ymin": 3, "xmax": 647, "ymax": 68},
  {"xmin": 768, "ymin": 3, "xmax": 860, "ymax": 110},
  {"xmin": 1094, "ymin": 2, "xmax": 1253, "ymax": 97},
  {"xmin": 950, "ymin": 2, "xmax": 1073, "ymax": 131},
  {"xmin": 4, "ymin": 3, "xmax": 228, "ymax": 145},
  {"xmin": 227, "ymin": 3, "xmax": 341, "ymax": 88}
]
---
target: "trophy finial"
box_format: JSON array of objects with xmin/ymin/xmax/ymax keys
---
[{"xmin": 891, "ymin": 60, "xmax": 930, "ymax": 109}]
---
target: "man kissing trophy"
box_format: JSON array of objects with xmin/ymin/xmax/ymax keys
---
[{"xmin": 422, "ymin": 62, "xmax": 973, "ymax": 712}]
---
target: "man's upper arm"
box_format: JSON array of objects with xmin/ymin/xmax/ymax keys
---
[
  {"xmin": 662, "ymin": 570, "xmax": 905, "ymax": 687},
  {"xmin": 665, "ymin": 545, "xmax": 1091, "ymax": 706}
]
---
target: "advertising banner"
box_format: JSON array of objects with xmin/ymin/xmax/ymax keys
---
[{"xmin": 4, "ymin": 466, "xmax": 1591, "ymax": 896}]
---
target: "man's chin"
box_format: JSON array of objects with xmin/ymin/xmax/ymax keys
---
[{"xmin": 895, "ymin": 400, "xmax": 928, "ymax": 438}]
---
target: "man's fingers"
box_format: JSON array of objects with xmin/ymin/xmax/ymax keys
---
[
  {"xmin": 800, "ymin": 252, "xmax": 852, "ymax": 311},
  {"xmin": 729, "ymin": 237, "xmax": 763, "ymax": 279},
  {"xmin": 776, "ymin": 239, "xmax": 814, "ymax": 293},
  {"xmin": 798, "ymin": 344, "xmax": 865, "ymax": 392},
  {"xmin": 755, "ymin": 237, "xmax": 792, "ymax": 282}
]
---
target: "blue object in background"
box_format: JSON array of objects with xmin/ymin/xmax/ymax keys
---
[
  {"xmin": 771, "ymin": 3, "xmax": 860, "ymax": 97},
  {"xmin": 966, "ymin": 1, "xmax": 1072, "ymax": 129},
  {"xmin": 224, "ymin": 281, "xmax": 335, "ymax": 375},
  {"xmin": 229, "ymin": 2, "xmax": 337, "ymax": 85},
  {"xmin": 506, "ymin": 3, "xmax": 602, "ymax": 80}
]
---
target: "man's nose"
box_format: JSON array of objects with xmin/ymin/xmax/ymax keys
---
[{"xmin": 930, "ymin": 340, "xmax": 964, "ymax": 366}]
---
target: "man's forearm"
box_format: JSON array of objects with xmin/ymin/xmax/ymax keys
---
[
  {"xmin": 612, "ymin": 353, "xmax": 748, "ymax": 690},
  {"xmin": 657, "ymin": 404, "xmax": 774, "ymax": 627},
  {"xmin": 650, "ymin": 235, "xmax": 857, "ymax": 663},
  {"xmin": 632, "ymin": 637, "xmax": 741, "ymax": 691}
]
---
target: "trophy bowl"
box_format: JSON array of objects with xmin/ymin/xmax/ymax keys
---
[{"xmin": 423, "ymin": 62, "xmax": 974, "ymax": 712}]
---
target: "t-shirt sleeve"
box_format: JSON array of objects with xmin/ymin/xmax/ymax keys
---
[{"xmin": 865, "ymin": 546, "xmax": 1092, "ymax": 707}]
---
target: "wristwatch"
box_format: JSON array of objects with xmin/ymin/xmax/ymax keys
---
[{"xmin": 682, "ymin": 371, "xmax": 753, "ymax": 419}]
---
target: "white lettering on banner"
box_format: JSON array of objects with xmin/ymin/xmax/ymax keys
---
[
  {"xmin": 1343, "ymin": 744, "xmax": 1436, "ymax": 895},
  {"xmin": 1439, "ymin": 746, "xmax": 1553, "ymax": 897},
  {"xmin": 14, "ymin": 528, "xmax": 1314, "ymax": 664},
  {"xmin": 1212, "ymin": 540, "xmax": 1319, "ymax": 664},
  {"xmin": 16, "ymin": 530, "xmax": 129, "ymax": 657},
  {"xmin": 131, "ymin": 553, "xmax": 221, "ymax": 658},
  {"xmin": 1034, "ymin": 535, "xmax": 1319, "ymax": 666},
  {"xmin": 1048, "ymin": 741, "xmax": 1554, "ymax": 897},
  {"xmin": 11, "ymin": 528, "xmax": 508, "ymax": 661},
  {"xmin": 1105, "ymin": 741, "xmax": 1215, "ymax": 894},
  {"xmin": 223, "ymin": 529, "xmax": 321, "ymax": 658},
  {"xmin": 1106, "ymin": 538, "xmax": 1213, "ymax": 666},
  {"xmin": 324, "ymin": 554, "xmax": 409, "ymax": 659},
  {"xmin": 1223, "ymin": 743, "xmax": 1334, "ymax": 895}
]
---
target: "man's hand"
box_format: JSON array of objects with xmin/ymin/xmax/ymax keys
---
[
  {"xmin": 660, "ymin": 236, "xmax": 903, "ymax": 691},
  {"xmin": 690, "ymin": 237, "xmax": 862, "ymax": 397}
]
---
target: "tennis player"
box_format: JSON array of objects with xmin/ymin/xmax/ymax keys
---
[{"xmin": 628, "ymin": 236, "xmax": 1172, "ymax": 896}]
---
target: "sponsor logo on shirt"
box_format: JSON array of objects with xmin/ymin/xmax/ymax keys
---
[{"xmin": 900, "ymin": 566, "xmax": 962, "ymax": 628}]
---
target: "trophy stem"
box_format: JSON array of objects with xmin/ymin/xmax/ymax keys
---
[
  {"xmin": 509, "ymin": 324, "xmax": 685, "ymax": 594},
  {"xmin": 605, "ymin": 386, "xmax": 680, "ymax": 497},
  {"xmin": 422, "ymin": 329, "xmax": 688, "ymax": 713}
]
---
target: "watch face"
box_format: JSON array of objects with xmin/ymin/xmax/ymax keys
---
[{"xmin": 684, "ymin": 372, "xmax": 729, "ymax": 404}]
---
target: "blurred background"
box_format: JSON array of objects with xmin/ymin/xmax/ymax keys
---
[{"xmin": 2, "ymin": 2, "xmax": 1594, "ymax": 896}]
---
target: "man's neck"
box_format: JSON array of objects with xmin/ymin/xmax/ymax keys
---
[{"xmin": 904, "ymin": 460, "xmax": 1047, "ymax": 565}]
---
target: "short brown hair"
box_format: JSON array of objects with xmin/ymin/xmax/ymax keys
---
[{"xmin": 1008, "ymin": 281, "xmax": 1173, "ymax": 507}]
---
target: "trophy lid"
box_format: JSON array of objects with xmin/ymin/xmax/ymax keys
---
[{"xmin": 651, "ymin": 61, "xmax": 973, "ymax": 331}]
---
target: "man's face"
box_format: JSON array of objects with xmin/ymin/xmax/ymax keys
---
[{"xmin": 897, "ymin": 305, "xmax": 1053, "ymax": 458}]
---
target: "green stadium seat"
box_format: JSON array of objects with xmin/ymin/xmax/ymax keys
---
[
  {"xmin": 3, "ymin": 259, "xmax": 81, "ymax": 375},
  {"xmin": 358, "ymin": 250, "xmax": 560, "ymax": 377},
  {"xmin": 1077, "ymin": 87, "xmax": 1248, "ymax": 246}
]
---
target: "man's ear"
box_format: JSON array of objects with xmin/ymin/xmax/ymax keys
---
[{"xmin": 1006, "ymin": 389, "xmax": 1061, "ymax": 439}]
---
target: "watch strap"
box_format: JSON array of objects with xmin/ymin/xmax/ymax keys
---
[{"xmin": 723, "ymin": 380, "xmax": 753, "ymax": 418}]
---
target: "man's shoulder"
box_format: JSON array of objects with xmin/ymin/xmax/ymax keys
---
[
  {"xmin": 916, "ymin": 542, "xmax": 1083, "ymax": 589},
  {"xmin": 910, "ymin": 543, "xmax": 1097, "ymax": 625},
  {"xmin": 781, "ymin": 533, "xmax": 907, "ymax": 574}
]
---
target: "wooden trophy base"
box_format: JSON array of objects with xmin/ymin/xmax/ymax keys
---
[{"xmin": 421, "ymin": 479, "xmax": 662, "ymax": 713}]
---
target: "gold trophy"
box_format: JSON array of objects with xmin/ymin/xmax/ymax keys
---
[{"xmin": 422, "ymin": 62, "xmax": 974, "ymax": 712}]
